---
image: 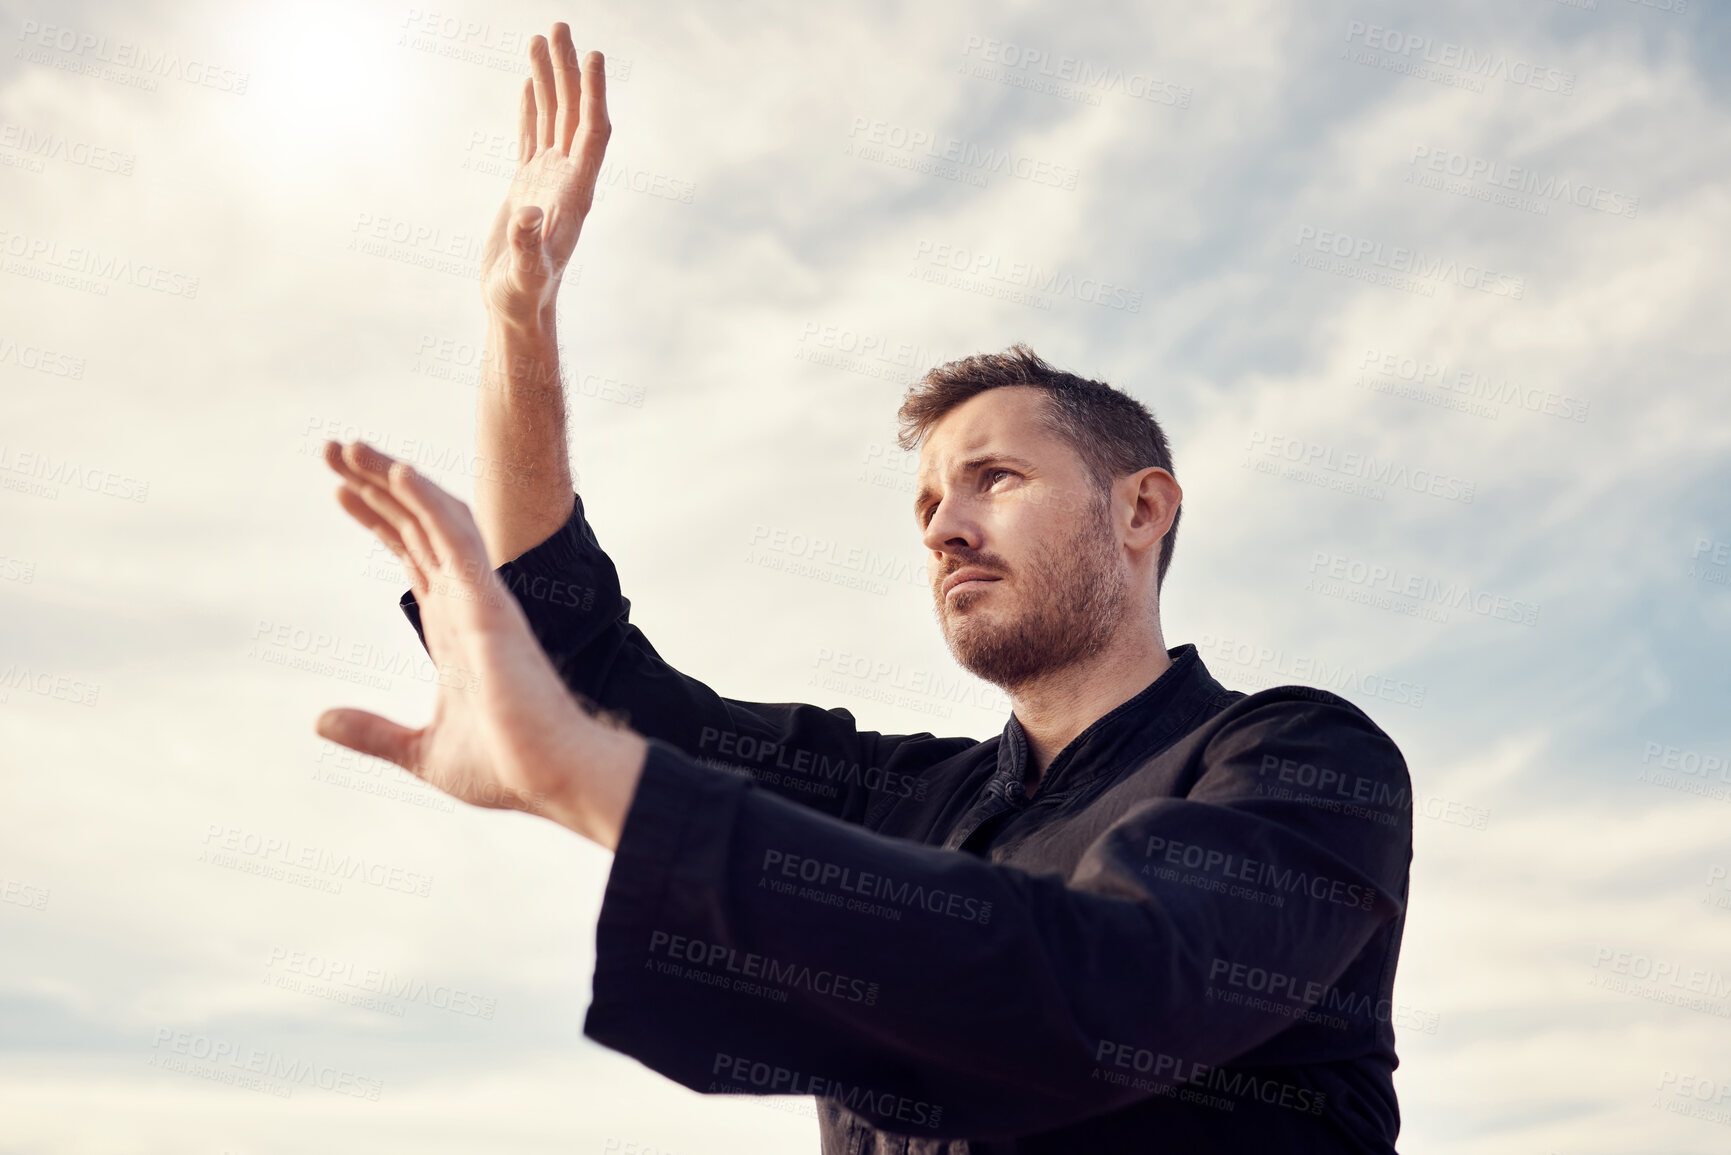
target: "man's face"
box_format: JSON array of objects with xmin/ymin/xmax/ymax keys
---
[{"xmin": 913, "ymin": 386, "xmax": 1131, "ymax": 692}]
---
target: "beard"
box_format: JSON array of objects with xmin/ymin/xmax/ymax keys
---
[{"xmin": 935, "ymin": 493, "xmax": 1130, "ymax": 693}]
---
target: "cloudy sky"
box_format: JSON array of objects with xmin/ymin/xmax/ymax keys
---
[{"xmin": 2, "ymin": 0, "xmax": 1728, "ymax": 1151}]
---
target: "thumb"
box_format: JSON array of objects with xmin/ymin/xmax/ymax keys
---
[
  {"xmin": 316, "ymin": 708, "xmax": 419, "ymax": 770},
  {"xmin": 507, "ymin": 206, "xmax": 545, "ymax": 270}
]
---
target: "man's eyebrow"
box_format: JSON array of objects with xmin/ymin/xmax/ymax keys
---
[{"xmin": 912, "ymin": 453, "xmax": 1037, "ymax": 520}]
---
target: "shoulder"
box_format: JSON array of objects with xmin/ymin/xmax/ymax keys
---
[{"xmin": 1194, "ymin": 684, "xmax": 1410, "ymax": 791}]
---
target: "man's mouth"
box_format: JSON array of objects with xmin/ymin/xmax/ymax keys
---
[{"xmin": 942, "ymin": 570, "xmax": 1002, "ymax": 598}]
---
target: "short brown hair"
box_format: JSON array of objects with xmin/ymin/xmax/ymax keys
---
[{"xmin": 895, "ymin": 343, "xmax": 1181, "ymax": 590}]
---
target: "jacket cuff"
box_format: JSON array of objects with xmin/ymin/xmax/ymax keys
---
[{"xmin": 584, "ymin": 739, "xmax": 749, "ymax": 1044}]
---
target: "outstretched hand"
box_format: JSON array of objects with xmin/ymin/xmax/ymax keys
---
[
  {"xmin": 482, "ymin": 23, "xmax": 611, "ymax": 326},
  {"xmin": 316, "ymin": 440, "xmax": 646, "ymax": 849}
]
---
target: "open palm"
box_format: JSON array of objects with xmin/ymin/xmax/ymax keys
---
[
  {"xmin": 315, "ymin": 441, "xmax": 598, "ymax": 821},
  {"xmin": 480, "ymin": 24, "xmax": 611, "ymax": 321}
]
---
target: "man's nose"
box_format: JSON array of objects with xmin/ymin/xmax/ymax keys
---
[{"xmin": 922, "ymin": 498, "xmax": 980, "ymax": 554}]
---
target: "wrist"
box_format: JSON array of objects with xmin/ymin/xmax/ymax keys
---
[
  {"xmin": 481, "ymin": 311, "xmax": 561, "ymax": 397},
  {"xmin": 545, "ymin": 722, "xmax": 649, "ymax": 851},
  {"xmin": 486, "ymin": 304, "xmax": 557, "ymax": 343}
]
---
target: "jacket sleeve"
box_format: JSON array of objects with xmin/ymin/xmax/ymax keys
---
[
  {"xmin": 581, "ymin": 697, "xmax": 1412, "ymax": 1141},
  {"xmin": 398, "ymin": 493, "xmax": 979, "ymax": 824}
]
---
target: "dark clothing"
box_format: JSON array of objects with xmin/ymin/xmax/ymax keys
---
[{"xmin": 400, "ymin": 494, "xmax": 1413, "ymax": 1153}]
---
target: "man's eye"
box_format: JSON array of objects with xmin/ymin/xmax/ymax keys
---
[{"xmin": 986, "ymin": 469, "xmax": 1013, "ymax": 486}]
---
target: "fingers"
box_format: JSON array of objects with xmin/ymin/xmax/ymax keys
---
[
  {"xmin": 551, "ymin": 23, "xmax": 580, "ymax": 154},
  {"xmin": 323, "ymin": 439, "xmax": 495, "ymax": 613},
  {"xmin": 325, "ymin": 441, "xmax": 442, "ymax": 575},
  {"xmin": 380, "ymin": 459, "xmax": 492, "ymax": 582},
  {"xmin": 529, "ymin": 34, "xmax": 556, "ymax": 153},
  {"xmin": 517, "ymin": 77, "xmax": 537, "ymax": 165},
  {"xmin": 333, "ymin": 482, "xmax": 406, "ymax": 556},
  {"xmin": 577, "ymin": 50, "xmax": 610, "ymax": 157},
  {"xmin": 520, "ymin": 29, "xmax": 604, "ymax": 165},
  {"xmin": 335, "ymin": 485, "xmax": 426, "ymax": 591},
  {"xmin": 324, "ymin": 437, "xmax": 397, "ymax": 493},
  {"xmin": 323, "ymin": 439, "xmax": 491, "ymax": 596},
  {"xmin": 317, "ymin": 708, "xmax": 420, "ymax": 772}
]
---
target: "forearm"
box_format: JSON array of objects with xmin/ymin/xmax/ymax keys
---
[{"xmin": 476, "ymin": 309, "xmax": 576, "ymax": 566}]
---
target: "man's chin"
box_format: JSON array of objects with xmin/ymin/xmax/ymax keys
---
[
  {"xmin": 939, "ymin": 602, "xmax": 998, "ymax": 642},
  {"xmin": 943, "ymin": 621, "xmax": 1019, "ymax": 674}
]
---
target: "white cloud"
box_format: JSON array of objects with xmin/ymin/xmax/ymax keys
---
[{"xmin": 2, "ymin": 0, "xmax": 1728, "ymax": 1150}]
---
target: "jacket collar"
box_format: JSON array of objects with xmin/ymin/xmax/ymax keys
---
[{"xmin": 995, "ymin": 643, "xmax": 1228, "ymax": 797}]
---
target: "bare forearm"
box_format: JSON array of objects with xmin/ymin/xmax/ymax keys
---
[
  {"xmin": 467, "ymin": 26, "xmax": 608, "ymax": 564},
  {"xmin": 476, "ymin": 311, "xmax": 576, "ymax": 566}
]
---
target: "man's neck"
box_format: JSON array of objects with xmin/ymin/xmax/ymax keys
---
[{"xmin": 1010, "ymin": 625, "xmax": 1172, "ymax": 795}]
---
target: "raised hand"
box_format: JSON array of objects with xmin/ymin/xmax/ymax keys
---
[
  {"xmin": 481, "ymin": 23, "xmax": 611, "ymax": 326},
  {"xmin": 315, "ymin": 440, "xmax": 646, "ymax": 848}
]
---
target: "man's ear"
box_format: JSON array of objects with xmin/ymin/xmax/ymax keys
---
[{"xmin": 1123, "ymin": 468, "xmax": 1180, "ymax": 550}]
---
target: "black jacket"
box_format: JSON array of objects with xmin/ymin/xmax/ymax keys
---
[{"xmin": 401, "ymin": 493, "xmax": 1413, "ymax": 1153}]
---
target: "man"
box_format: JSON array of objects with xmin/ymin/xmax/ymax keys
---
[{"xmin": 317, "ymin": 22, "xmax": 1412, "ymax": 1153}]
